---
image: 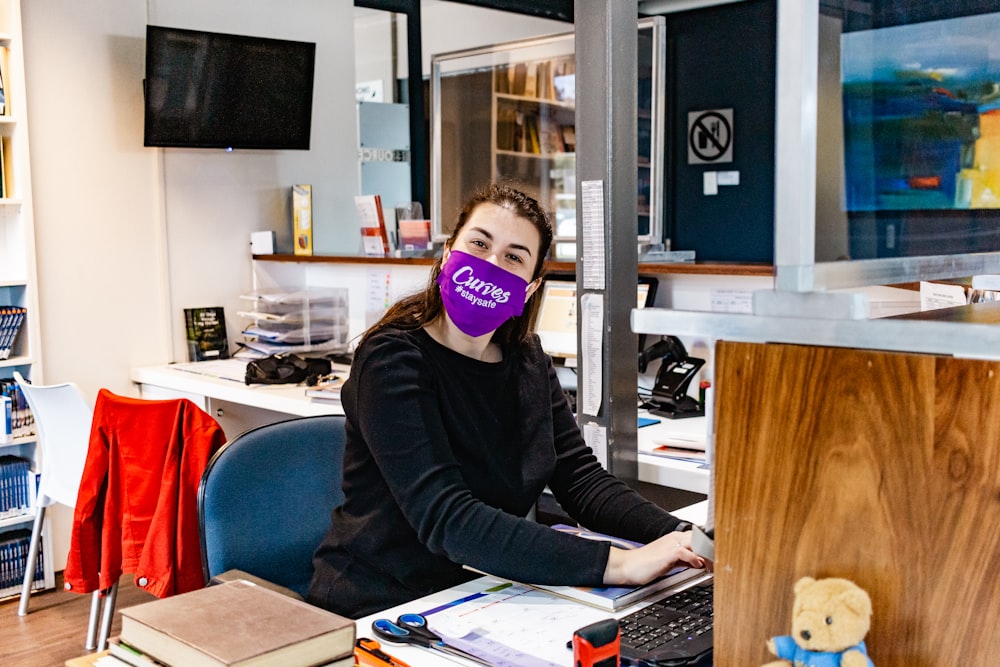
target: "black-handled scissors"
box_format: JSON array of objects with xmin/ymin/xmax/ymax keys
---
[{"xmin": 372, "ymin": 613, "xmax": 493, "ymax": 666}]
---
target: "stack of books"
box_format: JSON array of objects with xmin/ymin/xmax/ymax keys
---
[
  {"xmin": 102, "ymin": 579, "xmax": 356, "ymax": 667},
  {"xmin": 0, "ymin": 455, "xmax": 33, "ymax": 518},
  {"xmin": 0, "ymin": 528, "xmax": 45, "ymax": 599},
  {"xmin": 0, "ymin": 306, "xmax": 27, "ymax": 360}
]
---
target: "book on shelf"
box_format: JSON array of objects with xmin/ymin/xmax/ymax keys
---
[
  {"xmin": 183, "ymin": 307, "xmax": 230, "ymax": 362},
  {"xmin": 0, "ymin": 305, "xmax": 27, "ymax": 360},
  {"xmin": 292, "ymin": 184, "xmax": 313, "ymax": 257},
  {"xmin": 0, "ymin": 133, "xmax": 6, "ymax": 198},
  {"xmin": 354, "ymin": 194, "xmax": 390, "ymax": 257},
  {"xmin": 0, "ymin": 44, "xmax": 8, "ymax": 116},
  {"xmin": 0, "ymin": 378, "xmax": 32, "ymax": 440},
  {"xmin": 118, "ymin": 579, "xmax": 356, "ymax": 667},
  {"xmin": 0, "ymin": 528, "xmax": 44, "ymax": 598},
  {"xmin": 469, "ymin": 524, "xmax": 705, "ymax": 611}
]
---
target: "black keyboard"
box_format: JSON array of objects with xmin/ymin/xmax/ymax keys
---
[{"xmin": 619, "ymin": 578, "xmax": 713, "ymax": 667}]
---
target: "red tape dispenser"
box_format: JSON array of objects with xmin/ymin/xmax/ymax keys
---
[{"xmin": 573, "ymin": 618, "xmax": 621, "ymax": 667}]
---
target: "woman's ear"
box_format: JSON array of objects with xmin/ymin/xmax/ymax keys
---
[{"xmin": 525, "ymin": 278, "xmax": 542, "ymax": 302}]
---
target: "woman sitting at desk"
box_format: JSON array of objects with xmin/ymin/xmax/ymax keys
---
[{"xmin": 307, "ymin": 184, "xmax": 706, "ymax": 618}]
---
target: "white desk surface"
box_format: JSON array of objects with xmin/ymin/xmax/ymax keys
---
[
  {"xmin": 354, "ymin": 502, "xmax": 709, "ymax": 667},
  {"xmin": 130, "ymin": 361, "xmax": 344, "ymax": 417},
  {"xmin": 130, "ymin": 362, "xmax": 709, "ymax": 493}
]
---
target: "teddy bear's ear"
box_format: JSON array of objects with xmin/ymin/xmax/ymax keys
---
[
  {"xmin": 838, "ymin": 586, "xmax": 873, "ymax": 617},
  {"xmin": 793, "ymin": 577, "xmax": 816, "ymax": 595}
]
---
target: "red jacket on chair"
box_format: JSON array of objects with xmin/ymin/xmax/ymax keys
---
[{"xmin": 63, "ymin": 389, "xmax": 226, "ymax": 599}]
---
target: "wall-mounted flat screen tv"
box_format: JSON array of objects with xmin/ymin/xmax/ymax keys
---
[{"xmin": 143, "ymin": 25, "xmax": 316, "ymax": 150}]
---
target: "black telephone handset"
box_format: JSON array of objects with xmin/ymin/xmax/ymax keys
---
[
  {"xmin": 641, "ymin": 336, "xmax": 706, "ymax": 419},
  {"xmin": 653, "ymin": 357, "xmax": 705, "ymax": 403}
]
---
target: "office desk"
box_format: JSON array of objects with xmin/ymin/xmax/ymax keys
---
[
  {"xmin": 130, "ymin": 362, "xmax": 709, "ymax": 494},
  {"xmin": 354, "ymin": 502, "xmax": 709, "ymax": 666}
]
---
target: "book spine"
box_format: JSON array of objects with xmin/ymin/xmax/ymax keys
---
[{"xmin": 292, "ymin": 184, "xmax": 313, "ymax": 256}]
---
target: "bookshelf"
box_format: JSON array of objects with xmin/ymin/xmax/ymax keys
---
[
  {"xmin": 0, "ymin": 0, "xmax": 53, "ymax": 602},
  {"xmin": 431, "ymin": 18, "xmax": 664, "ymax": 259}
]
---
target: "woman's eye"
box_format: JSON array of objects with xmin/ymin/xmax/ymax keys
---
[{"xmin": 506, "ymin": 253, "xmax": 524, "ymax": 264}]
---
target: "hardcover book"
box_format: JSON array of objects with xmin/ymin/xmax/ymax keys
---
[
  {"xmin": 119, "ymin": 579, "xmax": 355, "ymax": 667},
  {"xmin": 184, "ymin": 307, "xmax": 230, "ymax": 362}
]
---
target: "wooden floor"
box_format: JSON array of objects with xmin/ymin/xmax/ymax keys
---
[{"xmin": 0, "ymin": 574, "xmax": 155, "ymax": 667}]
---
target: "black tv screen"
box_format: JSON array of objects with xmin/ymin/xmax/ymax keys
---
[{"xmin": 143, "ymin": 25, "xmax": 316, "ymax": 150}]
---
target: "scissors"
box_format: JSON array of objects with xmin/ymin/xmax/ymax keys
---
[{"xmin": 372, "ymin": 613, "xmax": 493, "ymax": 666}]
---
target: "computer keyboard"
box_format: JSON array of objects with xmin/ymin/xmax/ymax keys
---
[{"xmin": 619, "ymin": 578, "xmax": 713, "ymax": 667}]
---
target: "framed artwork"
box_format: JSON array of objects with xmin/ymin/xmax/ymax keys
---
[{"xmin": 842, "ymin": 12, "xmax": 1000, "ymax": 211}]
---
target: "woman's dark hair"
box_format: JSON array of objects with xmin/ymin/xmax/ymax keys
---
[{"xmin": 358, "ymin": 183, "xmax": 554, "ymax": 348}]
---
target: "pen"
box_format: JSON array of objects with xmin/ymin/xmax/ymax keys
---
[{"xmin": 355, "ymin": 637, "xmax": 412, "ymax": 667}]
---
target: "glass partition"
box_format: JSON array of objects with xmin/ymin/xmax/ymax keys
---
[{"xmin": 431, "ymin": 17, "xmax": 664, "ymax": 259}]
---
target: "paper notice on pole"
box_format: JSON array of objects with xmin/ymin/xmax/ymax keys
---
[
  {"xmin": 580, "ymin": 292, "xmax": 603, "ymax": 416},
  {"xmin": 581, "ymin": 180, "xmax": 605, "ymax": 290},
  {"xmin": 583, "ymin": 422, "xmax": 609, "ymax": 469},
  {"xmin": 365, "ymin": 270, "xmax": 391, "ymax": 328}
]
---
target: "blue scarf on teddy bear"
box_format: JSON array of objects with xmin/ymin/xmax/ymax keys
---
[{"xmin": 771, "ymin": 636, "xmax": 874, "ymax": 667}]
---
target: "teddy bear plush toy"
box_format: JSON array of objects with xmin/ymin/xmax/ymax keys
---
[{"xmin": 763, "ymin": 576, "xmax": 874, "ymax": 667}]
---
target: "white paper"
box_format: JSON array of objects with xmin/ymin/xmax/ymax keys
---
[
  {"xmin": 703, "ymin": 171, "xmax": 718, "ymax": 195},
  {"xmin": 583, "ymin": 422, "xmax": 609, "ymax": 469},
  {"xmin": 581, "ymin": 181, "xmax": 606, "ymax": 290},
  {"xmin": 920, "ymin": 281, "xmax": 967, "ymax": 311},
  {"xmin": 717, "ymin": 170, "xmax": 740, "ymax": 186},
  {"xmin": 423, "ymin": 581, "xmax": 610, "ymax": 667},
  {"xmin": 710, "ymin": 288, "xmax": 754, "ymax": 313},
  {"xmin": 366, "ymin": 271, "xmax": 391, "ymax": 328},
  {"xmin": 580, "ymin": 292, "xmax": 604, "ymax": 416}
]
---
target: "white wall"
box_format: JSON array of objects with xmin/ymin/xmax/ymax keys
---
[
  {"xmin": 23, "ymin": 0, "xmax": 360, "ymax": 387},
  {"xmin": 22, "ymin": 0, "xmax": 168, "ymax": 398},
  {"xmin": 21, "ymin": 0, "xmax": 358, "ymax": 568},
  {"xmin": 419, "ymin": 1, "xmax": 567, "ymax": 75}
]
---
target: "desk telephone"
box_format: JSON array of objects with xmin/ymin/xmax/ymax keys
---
[{"xmin": 639, "ymin": 336, "xmax": 705, "ymax": 419}]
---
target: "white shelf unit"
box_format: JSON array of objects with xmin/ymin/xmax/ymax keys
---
[{"xmin": 0, "ymin": 0, "xmax": 54, "ymax": 601}]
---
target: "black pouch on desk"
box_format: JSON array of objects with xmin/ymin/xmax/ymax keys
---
[{"xmin": 244, "ymin": 353, "xmax": 332, "ymax": 385}]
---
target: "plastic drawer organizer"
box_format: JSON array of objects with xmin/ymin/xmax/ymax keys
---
[{"xmin": 238, "ymin": 289, "xmax": 349, "ymax": 357}]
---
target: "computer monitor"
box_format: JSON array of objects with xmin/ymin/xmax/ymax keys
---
[{"xmin": 533, "ymin": 275, "xmax": 658, "ymax": 362}]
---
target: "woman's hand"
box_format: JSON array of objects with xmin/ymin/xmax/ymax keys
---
[{"xmin": 602, "ymin": 531, "xmax": 709, "ymax": 586}]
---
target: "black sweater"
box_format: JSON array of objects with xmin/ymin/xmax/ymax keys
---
[{"xmin": 307, "ymin": 327, "xmax": 683, "ymax": 618}]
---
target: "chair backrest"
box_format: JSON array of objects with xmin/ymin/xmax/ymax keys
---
[
  {"xmin": 197, "ymin": 415, "xmax": 346, "ymax": 598},
  {"xmin": 12, "ymin": 371, "xmax": 93, "ymax": 508}
]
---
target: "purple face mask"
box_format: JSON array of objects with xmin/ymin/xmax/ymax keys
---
[{"xmin": 436, "ymin": 250, "xmax": 530, "ymax": 338}]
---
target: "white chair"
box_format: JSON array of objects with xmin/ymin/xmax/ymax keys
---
[{"xmin": 12, "ymin": 372, "xmax": 102, "ymax": 648}]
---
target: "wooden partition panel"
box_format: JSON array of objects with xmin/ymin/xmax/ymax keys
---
[{"xmin": 713, "ymin": 341, "xmax": 1000, "ymax": 665}]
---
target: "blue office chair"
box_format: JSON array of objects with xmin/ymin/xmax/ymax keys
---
[{"xmin": 197, "ymin": 415, "xmax": 346, "ymax": 599}]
